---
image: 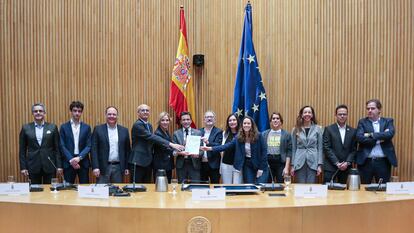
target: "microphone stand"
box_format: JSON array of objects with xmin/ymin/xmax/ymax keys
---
[
  {"xmin": 123, "ymin": 162, "xmax": 145, "ymax": 192},
  {"xmin": 267, "ymin": 163, "xmax": 276, "ymax": 191},
  {"xmin": 47, "ymin": 156, "xmax": 66, "ymax": 187},
  {"xmin": 329, "ymin": 168, "xmax": 341, "ymax": 189}
]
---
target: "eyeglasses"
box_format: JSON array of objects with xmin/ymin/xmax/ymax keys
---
[
  {"xmin": 140, "ymin": 109, "xmax": 150, "ymax": 112},
  {"xmin": 32, "ymin": 110, "xmax": 44, "ymax": 113}
]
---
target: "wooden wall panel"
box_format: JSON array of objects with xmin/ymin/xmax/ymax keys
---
[{"xmin": 0, "ymin": 0, "xmax": 412, "ymax": 181}]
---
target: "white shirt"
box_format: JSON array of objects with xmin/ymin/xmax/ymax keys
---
[
  {"xmin": 245, "ymin": 143, "xmax": 251, "ymax": 158},
  {"xmin": 107, "ymin": 124, "xmax": 119, "ymax": 162},
  {"xmin": 34, "ymin": 121, "xmax": 45, "ymax": 145},
  {"xmin": 202, "ymin": 128, "xmax": 212, "ymax": 162},
  {"xmin": 71, "ymin": 119, "xmax": 81, "ymax": 155},
  {"xmin": 337, "ymin": 123, "xmax": 346, "ymax": 144},
  {"xmin": 370, "ymin": 119, "xmax": 385, "ymax": 158}
]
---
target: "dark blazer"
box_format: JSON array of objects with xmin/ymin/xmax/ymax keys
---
[
  {"xmin": 213, "ymin": 134, "xmax": 268, "ymax": 172},
  {"xmin": 59, "ymin": 121, "xmax": 92, "ymax": 169},
  {"xmin": 91, "ymin": 124, "xmax": 131, "ymax": 174},
  {"xmin": 323, "ymin": 124, "xmax": 357, "ymax": 172},
  {"xmin": 199, "ymin": 126, "xmax": 223, "ymax": 169},
  {"xmin": 356, "ymin": 117, "xmax": 397, "ymax": 167},
  {"xmin": 129, "ymin": 119, "xmax": 170, "ymax": 167},
  {"xmin": 153, "ymin": 127, "xmax": 174, "ymax": 171},
  {"xmin": 173, "ymin": 128, "xmax": 203, "ymax": 170},
  {"xmin": 262, "ymin": 129, "xmax": 292, "ymax": 163},
  {"xmin": 19, "ymin": 122, "xmax": 62, "ymax": 174}
]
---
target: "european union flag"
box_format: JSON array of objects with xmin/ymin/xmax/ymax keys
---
[{"xmin": 232, "ymin": 3, "xmax": 269, "ymax": 132}]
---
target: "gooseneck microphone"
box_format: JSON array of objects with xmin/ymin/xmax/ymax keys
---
[
  {"xmin": 330, "ymin": 168, "xmax": 341, "ymax": 188},
  {"xmin": 133, "ymin": 162, "xmax": 136, "ymax": 189},
  {"xmin": 47, "ymin": 156, "xmax": 66, "ymax": 186},
  {"xmin": 267, "ymin": 163, "xmax": 276, "ymax": 191}
]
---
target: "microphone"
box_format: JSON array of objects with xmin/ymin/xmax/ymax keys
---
[
  {"xmin": 267, "ymin": 163, "xmax": 276, "ymax": 191},
  {"xmin": 330, "ymin": 168, "xmax": 341, "ymax": 188},
  {"xmin": 47, "ymin": 156, "xmax": 66, "ymax": 186},
  {"xmin": 123, "ymin": 162, "xmax": 146, "ymax": 192}
]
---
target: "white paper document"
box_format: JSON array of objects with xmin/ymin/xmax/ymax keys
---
[
  {"xmin": 294, "ymin": 185, "xmax": 328, "ymax": 198},
  {"xmin": 0, "ymin": 183, "xmax": 30, "ymax": 195},
  {"xmin": 386, "ymin": 182, "xmax": 414, "ymax": 195},
  {"xmin": 185, "ymin": 135, "xmax": 201, "ymax": 154},
  {"xmin": 78, "ymin": 185, "xmax": 109, "ymax": 199},
  {"xmin": 192, "ymin": 188, "xmax": 226, "ymax": 201}
]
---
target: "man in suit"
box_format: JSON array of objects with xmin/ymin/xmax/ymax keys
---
[
  {"xmin": 173, "ymin": 111, "xmax": 203, "ymax": 183},
  {"xmin": 91, "ymin": 106, "xmax": 131, "ymax": 184},
  {"xmin": 323, "ymin": 104, "xmax": 357, "ymax": 184},
  {"xmin": 129, "ymin": 104, "xmax": 184, "ymax": 183},
  {"xmin": 200, "ymin": 111, "xmax": 223, "ymax": 183},
  {"xmin": 19, "ymin": 103, "xmax": 62, "ymax": 184},
  {"xmin": 59, "ymin": 101, "xmax": 91, "ymax": 184},
  {"xmin": 356, "ymin": 99, "xmax": 397, "ymax": 184}
]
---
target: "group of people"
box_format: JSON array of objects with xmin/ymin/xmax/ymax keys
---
[{"xmin": 19, "ymin": 99, "xmax": 397, "ymax": 185}]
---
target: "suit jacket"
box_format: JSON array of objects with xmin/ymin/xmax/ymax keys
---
[
  {"xmin": 91, "ymin": 124, "xmax": 131, "ymax": 174},
  {"xmin": 213, "ymin": 134, "xmax": 268, "ymax": 172},
  {"xmin": 199, "ymin": 126, "xmax": 223, "ymax": 169},
  {"xmin": 262, "ymin": 129, "xmax": 292, "ymax": 163},
  {"xmin": 59, "ymin": 121, "xmax": 92, "ymax": 169},
  {"xmin": 129, "ymin": 119, "xmax": 170, "ymax": 167},
  {"xmin": 173, "ymin": 128, "xmax": 203, "ymax": 170},
  {"xmin": 323, "ymin": 123, "xmax": 357, "ymax": 172},
  {"xmin": 291, "ymin": 124, "xmax": 324, "ymax": 171},
  {"xmin": 355, "ymin": 117, "xmax": 397, "ymax": 166},
  {"xmin": 19, "ymin": 122, "xmax": 62, "ymax": 174},
  {"xmin": 153, "ymin": 127, "xmax": 174, "ymax": 171}
]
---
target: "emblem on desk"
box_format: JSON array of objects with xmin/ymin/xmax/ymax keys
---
[{"xmin": 187, "ymin": 216, "xmax": 211, "ymax": 233}]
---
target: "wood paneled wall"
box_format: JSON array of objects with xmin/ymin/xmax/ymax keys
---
[{"xmin": 0, "ymin": 0, "xmax": 412, "ymax": 181}]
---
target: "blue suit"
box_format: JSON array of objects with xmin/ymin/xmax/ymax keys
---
[
  {"xmin": 213, "ymin": 134, "xmax": 268, "ymax": 183},
  {"xmin": 59, "ymin": 121, "xmax": 91, "ymax": 183},
  {"xmin": 200, "ymin": 126, "xmax": 223, "ymax": 183},
  {"xmin": 356, "ymin": 117, "xmax": 397, "ymax": 183}
]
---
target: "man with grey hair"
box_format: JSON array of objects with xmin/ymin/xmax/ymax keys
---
[
  {"xmin": 200, "ymin": 111, "xmax": 223, "ymax": 183},
  {"xmin": 129, "ymin": 104, "xmax": 184, "ymax": 183},
  {"xmin": 19, "ymin": 103, "xmax": 62, "ymax": 184}
]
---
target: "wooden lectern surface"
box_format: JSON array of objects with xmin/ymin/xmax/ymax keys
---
[{"xmin": 1, "ymin": 184, "xmax": 414, "ymax": 233}]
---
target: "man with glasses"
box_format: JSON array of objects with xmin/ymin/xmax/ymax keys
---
[
  {"xmin": 19, "ymin": 103, "xmax": 62, "ymax": 184},
  {"xmin": 323, "ymin": 104, "xmax": 357, "ymax": 184},
  {"xmin": 129, "ymin": 104, "xmax": 184, "ymax": 183},
  {"xmin": 200, "ymin": 111, "xmax": 223, "ymax": 183},
  {"xmin": 59, "ymin": 101, "xmax": 92, "ymax": 184}
]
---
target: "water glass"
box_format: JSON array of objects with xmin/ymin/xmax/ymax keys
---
[
  {"xmin": 284, "ymin": 175, "xmax": 291, "ymax": 190},
  {"xmin": 171, "ymin": 179, "xmax": 178, "ymax": 195},
  {"xmin": 51, "ymin": 178, "xmax": 59, "ymax": 193}
]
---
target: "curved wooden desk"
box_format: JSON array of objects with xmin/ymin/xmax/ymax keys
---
[{"xmin": 1, "ymin": 184, "xmax": 413, "ymax": 233}]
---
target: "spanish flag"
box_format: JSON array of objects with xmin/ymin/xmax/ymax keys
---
[{"xmin": 169, "ymin": 6, "xmax": 196, "ymax": 128}]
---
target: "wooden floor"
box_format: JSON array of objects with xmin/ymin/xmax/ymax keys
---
[{"xmin": 1, "ymin": 184, "xmax": 414, "ymax": 233}]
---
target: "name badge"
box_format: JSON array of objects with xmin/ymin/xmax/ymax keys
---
[
  {"xmin": 386, "ymin": 182, "xmax": 414, "ymax": 195},
  {"xmin": 294, "ymin": 185, "xmax": 328, "ymax": 198},
  {"xmin": 192, "ymin": 188, "xmax": 226, "ymax": 201},
  {"xmin": 78, "ymin": 185, "xmax": 109, "ymax": 199},
  {"xmin": 0, "ymin": 183, "xmax": 30, "ymax": 195}
]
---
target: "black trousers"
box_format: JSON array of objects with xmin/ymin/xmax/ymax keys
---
[
  {"xmin": 323, "ymin": 169, "xmax": 350, "ymax": 184},
  {"xmin": 177, "ymin": 159, "xmax": 200, "ymax": 183},
  {"xmin": 29, "ymin": 168, "xmax": 55, "ymax": 184},
  {"xmin": 267, "ymin": 155, "xmax": 285, "ymax": 183},
  {"xmin": 200, "ymin": 162, "xmax": 220, "ymax": 184},
  {"xmin": 64, "ymin": 166, "xmax": 90, "ymax": 184},
  {"xmin": 130, "ymin": 164, "xmax": 152, "ymax": 183},
  {"xmin": 359, "ymin": 157, "xmax": 391, "ymax": 184}
]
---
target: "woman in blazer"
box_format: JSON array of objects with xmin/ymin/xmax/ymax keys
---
[
  {"xmin": 202, "ymin": 116, "xmax": 268, "ymax": 184},
  {"xmin": 262, "ymin": 112, "xmax": 292, "ymax": 183},
  {"xmin": 220, "ymin": 114, "xmax": 241, "ymax": 184},
  {"xmin": 152, "ymin": 112, "xmax": 175, "ymax": 183},
  {"xmin": 291, "ymin": 106, "xmax": 323, "ymax": 183}
]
